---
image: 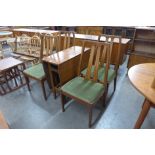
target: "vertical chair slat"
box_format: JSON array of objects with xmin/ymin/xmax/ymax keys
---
[
  {"xmin": 114, "ymin": 36, "xmax": 121, "ymax": 71},
  {"xmin": 100, "ymin": 44, "xmax": 107, "ymax": 67},
  {"xmin": 63, "ymin": 33, "xmax": 67, "ymax": 49},
  {"xmin": 93, "ymin": 46, "xmax": 101, "ymax": 82},
  {"xmin": 77, "ymin": 41, "xmax": 85, "ymax": 76},
  {"xmin": 62, "ymin": 31, "xmax": 75, "ymax": 50},
  {"xmin": 85, "ymin": 45, "xmax": 95, "ymax": 80}
]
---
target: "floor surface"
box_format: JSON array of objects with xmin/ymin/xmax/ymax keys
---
[{"xmin": 0, "ymin": 57, "xmax": 155, "ymax": 129}]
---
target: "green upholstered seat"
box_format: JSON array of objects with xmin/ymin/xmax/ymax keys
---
[
  {"xmin": 23, "ymin": 63, "xmax": 45, "ymax": 80},
  {"xmin": 81, "ymin": 66, "xmax": 116, "ymax": 83},
  {"xmin": 61, "ymin": 77, "xmax": 105, "ymax": 104}
]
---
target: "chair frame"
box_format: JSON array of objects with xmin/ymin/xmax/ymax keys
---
[
  {"xmin": 98, "ymin": 34, "xmax": 122, "ymax": 95},
  {"xmin": 23, "ymin": 33, "xmax": 59, "ymax": 100},
  {"xmin": 61, "ymin": 40, "xmax": 113, "ymax": 127}
]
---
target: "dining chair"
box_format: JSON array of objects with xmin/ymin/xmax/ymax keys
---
[
  {"xmin": 29, "ymin": 33, "xmax": 42, "ymax": 57},
  {"xmin": 60, "ymin": 40, "xmax": 113, "ymax": 128},
  {"xmin": 16, "ymin": 34, "xmax": 31, "ymax": 53},
  {"xmin": 23, "ymin": 33, "xmax": 59, "ymax": 100},
  {"xmin": 43, "ymin": 32, "xmax": 62, "ymax": 99},
  {"xmin": 81, "ymin": 34, "xmax": 121, "ymax": 102}
]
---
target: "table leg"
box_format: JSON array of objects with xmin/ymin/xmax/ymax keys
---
[{"xmin": 134, "ymin": 99, "xmax": 151, "ymax": 129}]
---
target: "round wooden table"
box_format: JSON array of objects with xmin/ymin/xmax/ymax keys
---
[
  {"xmin": 128, "ymin": 63, "xmax": 155, "ymax": 128},
  {"xmin": 0, "ymin": 31, "xmax": 13, "ymax": 38}
]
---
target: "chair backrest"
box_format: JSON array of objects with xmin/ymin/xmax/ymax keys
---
[
  {"xmin": 16, "ymin": 34, "xmax": 31, "ymax": 52},
  {"xmin": 30, "ymin": 34, "xmax": 41, "ymax": 51},
  {"xmin": 98, "ymin": 34, "xmax": 122, "ymax": 72},
  {"xmin": 62, "ymin": 31, "xmax": 75, "ymax": 49},
  {"xmin": 40, "ymin": 33, "xmax": 60, "ymax": 60},
  {"xmin": 78, "ymin": 40, "xmax": 113, "ymax": 85}
]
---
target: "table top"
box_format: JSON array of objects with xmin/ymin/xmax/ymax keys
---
[
  {"xmin": 0, "ymin": 57, "xmax": 23, "ymax": 72},
  {"xmin": 13, "ymin": 28, "xmax": 59, "ymax": 34},
  {"xmin": 43, "ymin": 46, "xmax": 89, "ymax": 65},
  {"xmin": 128, "ymin": 63, "xmax": 155, "ymax": 104},
  {"xmin": 0, "ymin": 31, "xmax": 13, "ymax": 36},
  {"xmin": 62, "ymin": 33, "xmax": 130, "ymax": 44}
]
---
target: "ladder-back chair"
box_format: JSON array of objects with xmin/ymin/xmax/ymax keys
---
[
  {"xmin": 23, "ymin": 33, "xmax": 59, "ymax": 100},
  {"xmin": 60, "ymin": 40, "xmax": 113, "ymax": 128}
]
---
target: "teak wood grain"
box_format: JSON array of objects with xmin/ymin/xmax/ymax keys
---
[
  {"xmin": 42, "ymin": 46, "xmax": 90, "ymax": 94},
  {"xmin": 128, "ymin": 63, "xmax": 155, "ymax": 128},
  {"xmin": 128, "ymin": 63, "xmax": 155, "ymax": 104}
]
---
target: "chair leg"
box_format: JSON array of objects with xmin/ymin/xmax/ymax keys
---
[
  {"xmin": 88, "ymin": 105, "xmax": 93, "ymax": 128},
  {"xmin": 40, "ymin": 80, "xmax": 47, "ymax": 100},
  {"xmin": 103, "ymin": 84, "xmax": 109, "ymax": 106},
  {"xmin": 24, "ymin": 75, "xmax": 31, "ymax": 91},
  {"xmin": 134, "ymin": 99, "xmax": 151, "ymax": 129},
  {"xmin": 114, "ymin": 77, "xmax": 117, "ymax": 92},
  {"xmin": 61, "ymin": 93, "xmax": 66, "ymax": 112},
  {"xmin": 53, "ymin": 89, "xmax": 57, "ymax": 99}
]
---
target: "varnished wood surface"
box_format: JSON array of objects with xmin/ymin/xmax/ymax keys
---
[
  {"xmin": 128, "ymin": 27, "xmax": 155, "ymax": 68},
  {"xmin": 43, "ymin": 46, "xmax": 90, "ymax": 90},
  {"xmin": 128, "ymin": 63, "xmax": 155, "ymax": 104},
  {"xmin": 62, "ymin": 34, "xmax": 130, "ymax": 44},
  {"xmin": 0, "ymin": 57, "xmax": 23, "ymax": 72},
  {"xmin": 43, "ymin": 46, "xmax": 89, "ymax": 65},
  {"xmin": 13, "ymin": 28, "xmax": 59, "ymax": 34}
]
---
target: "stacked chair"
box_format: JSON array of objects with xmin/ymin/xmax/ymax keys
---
[{"xmin": 15, "ymin": 34, "xmax": 38, "ymax": 65}]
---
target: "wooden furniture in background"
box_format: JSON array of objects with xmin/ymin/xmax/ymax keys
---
[
  {"xmin": 76, "ymin": 26, "xmax": 103, "ymax": 35},
  {"xmin": 14, "ymin": 34, "xmax": 38, "ymax": 65},
  {"xmin": 75, "ymin": 26, "xmax": 135, "ymax": 53},
  {"xmin": 42, "ymin": 46, "xmax": 90, "ymax": 98},
  {"xmin": 59, "ymin": 31, "xmax": 75, "ymax": 50},
  {"xmin": 0, "ymin": 112, "xmax": 9, "ymax": 129},
  {"xmin": 127, "ymin": 27, "xmax": 155, "ymax": 68},
  {"xmin": 0, "ymin": 57, "xmax": 26, "ymax": 95},
  {"xmin": 12, "ymin": 28, "xmax": 59, "ymax": 37},
  {"xmin": 61, "ymin": 41, "xmax": 112, "ymax": 128},
  {"xmin": 60, "ymin": 33, "xmax": 130, "ymax": 65},
  {"xmin": 128, "ymin": 63, "xmax": 155, "ymax": 128}
]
